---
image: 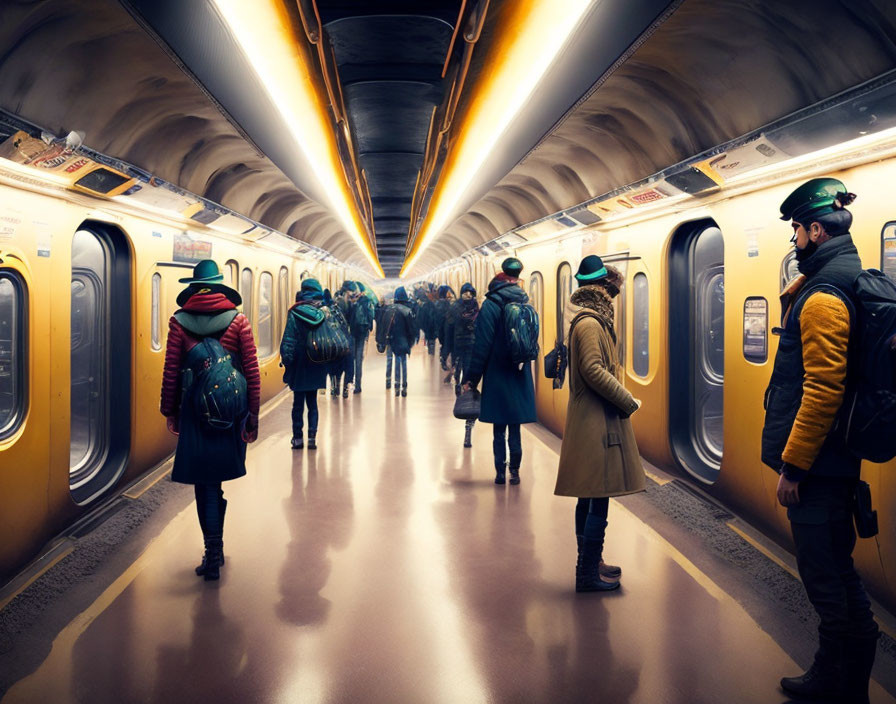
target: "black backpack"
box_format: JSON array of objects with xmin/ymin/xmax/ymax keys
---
[
  {"xmin": 307, "ymin": 307, "xmax": 351, "ymax": 364},
  {"xmin": 183, "ymin": 337, "xmax": 248, "ymax": 431},
  {"xmin": 502, "ymin": 300, "xmax": 539, "ymax": 366},
  {"xmin": 351, "ymin": 296, "xmax": 375, "ymax": 337},
  {"xmin": 820, "ymin": 270, "xmax": 896, "ymax": 462}
]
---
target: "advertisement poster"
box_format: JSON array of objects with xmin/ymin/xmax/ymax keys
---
[
  {"xmin": 743, "ymin": 297, "xmax": 768, "ymax": 363},
  {"xmin": 173, "ymin": 233, "xmax": 212, "ymax": 263}
]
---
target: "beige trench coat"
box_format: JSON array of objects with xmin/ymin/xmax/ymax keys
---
[{"xmin": 554, "ymin": 307, "xmax": 646, "ymax": 498}]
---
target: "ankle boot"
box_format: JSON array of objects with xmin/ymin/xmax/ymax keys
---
[
  {"xmin": 780, "ymin": 635, "xmax": 845, "ymax": 699},
  {"xmin": 196, "ymin": 537, "xmax": 226, "ymax": 577},
  {"xmin": 843, "ymin": 632, "xmax": 879, "ymax": 704},
  {"xmin": 291, "ymin": 433, "xmax": 304, "ymax": 449},
  {"xmin": 576, "ymin": 536, "xmax": 620, "ymax": 592},
  {"xmin": 395, "ymin": 386, "xmax": 400, "ymax": 397},
  {"xmin": 463, "ymin": 421, "xmax": 473, "ymax": 448},
  {"xmin": 401, "ymin": 384, "xmax": 407, "ymax": 397},
  {"xmin": 576, "ymin": 536, "xmax": 621, "ymax": 579},
  {"xmin": 495, "ymin": 464, "xmax": 506, "ymax": 485},
  {"xmin": 307, "ymin": 430, "xmax": 317, "ymax": 451},
  {"xmin": 386, "ymin": 378, "xmax": 391, "ymax": 390},
  {"xmin": 342, "ymin": 384, "xmax": 349, "ymax": 398},
  {"xmin": 509, "ymin": 465, "xmax": 521, "ymax": 485}
]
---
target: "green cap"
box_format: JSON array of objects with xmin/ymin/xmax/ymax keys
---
[
  {"xmin": 779, "ymin": 177, "xmax": 854, "ymax": 222},
  {"xmin": 501, "ymin": 257, "xmax": 523, "ymax": 276}
]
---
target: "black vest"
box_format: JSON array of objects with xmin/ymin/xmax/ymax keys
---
[{"xmin": 760, "ymin": 236, "xmax": 862, "ymax": 476}]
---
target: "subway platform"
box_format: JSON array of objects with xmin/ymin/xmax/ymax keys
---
[{"xmin": 1, "ymin": 346, "xmax": 895, "ymax": 703}]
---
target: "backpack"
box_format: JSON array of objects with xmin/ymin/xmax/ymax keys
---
[
  {"xmin": 351, "ymin": 296, "xmax": 375, "ymax": 337},
  {"xmin": 306, "ymin": 307, "xmax": 351, "ymax": 364},
  {"xmin": 818, "ymin": 270, "xmax": 896, "ymax": 462},
  {"xmin": 502, "ymin": 300, "xmax": 539, "ymax": 366},
  {"xmin": 183, "ymin": 337, "xmax": 248, "ymax": 431}
]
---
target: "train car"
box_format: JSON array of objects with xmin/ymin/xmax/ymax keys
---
[{"xmin": 0, "ymin": 150, "xmax": 367, "ymax": 584}]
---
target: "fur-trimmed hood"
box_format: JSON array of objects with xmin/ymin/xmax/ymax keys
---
[{"xmin": 565, "ymin": 285, "xmax": 615, "ymax": 341}]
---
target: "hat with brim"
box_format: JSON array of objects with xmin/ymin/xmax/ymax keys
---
[
  {"xmin": 176, "ymin": 282, "xmax": 241, "ymax": 308},
  {"xmin": 779, "ymin": 177, "xmax": 854, "ymax": 222},
  {"xmin": 574, "ymin": 254, "xmax": 608, "ymax": 283}
]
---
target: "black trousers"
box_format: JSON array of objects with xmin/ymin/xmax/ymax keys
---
[
  {"xmin": 492, "ymin": 423, "xmax": 522, "ymax": 469},
  {"xmin": 292, "ymin": 390, "xmax": 319, "ymax": 435},
  {"xmin": 789, "ymin": 476, "xmax": 877, "ymax": 641},
  {"xmin": 195, "ymin": 482, "xmax": 224, "ymax": 540}
]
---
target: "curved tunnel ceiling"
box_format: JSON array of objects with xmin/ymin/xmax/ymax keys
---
[{"xmin": 408, "ymin": 0, "xmax": 896, "ymax": 276}]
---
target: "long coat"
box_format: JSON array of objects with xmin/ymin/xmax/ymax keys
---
[
  {"xmin": 280, "ymin": 301, "xmax": 330, "ymax": 392},
  {"xmin": 464, "ymin": 278, "xmax": 536, "ymax": 425},
  {"xmin": 554, "ymin": 288, "xmax": 645, "ymax": 498}
]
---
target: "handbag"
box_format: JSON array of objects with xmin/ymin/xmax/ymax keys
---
[
  {"xmin": 453, "ymin": 388, "xmax": 481, "ymax": 420},
  {"xmin": 544, "ymin": 342, "xmax": 567, "ymax": 389}
]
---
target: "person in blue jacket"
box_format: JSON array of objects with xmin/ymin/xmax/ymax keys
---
[
  {"xmin": 280, "ymin": 279, "xmax": 329, "ymax": 450},
  {"xmin": 377, "ymin": 286, "xmax": 418, "ymax": 397},
  {"xmin": 463, "ymin": 258, "xmax": 536, "ymax": 484}
]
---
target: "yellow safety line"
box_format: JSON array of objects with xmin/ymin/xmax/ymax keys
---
[
  {"xmin": 0, "ymin": 546, "xmax": 74, "ymax": 612},
  {"xmin": 726, "ymin": 521, "xmax": 800, "ymax": 579},
  {"xmin": 643, "ymin": 468, "xmax": 672, "ymax": 486}
]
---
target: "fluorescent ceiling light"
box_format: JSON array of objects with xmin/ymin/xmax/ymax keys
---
[
  {"xmin": 401, "ymin": 0, "xmax": 593, "ymax": 277},
  {"xmin": 212, "ymin": 0, "xmax": 383, "ymax": 277}
]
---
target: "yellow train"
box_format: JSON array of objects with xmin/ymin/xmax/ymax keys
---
[
  {"xmin": 0, "ymin": 158, "xmax": 355, "ymax": 583},
  {"xmin": 429, "ymin": 139, "xmax": 896, "ymax": 611}
]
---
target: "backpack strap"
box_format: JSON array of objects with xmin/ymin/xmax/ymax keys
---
[{"xmin": 567, "ymin": 310, "xmax": 615, "ymax": 346}]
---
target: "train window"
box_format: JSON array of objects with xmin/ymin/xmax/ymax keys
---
[
  {"xmin": 556, "ymin": 262, "xmax": 572, "ymax": 342},
  {"xmin": 226, "ymin": 259, "xmax": 239, "ymax": 288},
  {"xmin": 781, "ymin": 250, "xmax": 800, "ymax": 289},
  {"xmin": 257, "ymin": 272, "xmax": 274, "ymax": 358},
  {"xmin": 0, "ymin": 272, "xmax": 26, "ymax": 441},
  {"xmin": 882, "ymin": 222, "xmax": 896, "ymax": 280},
  {"xmin": 632, "ymin": 273, "xmax": 649, "ymax": 377},
  {"xmin": 278, "ymin": 267, "xmax": 289, "ymax": 340},
  {"xmin": 743, "ymin": 297, "xmax": 768, "ymax": 364},
  {"xmin": 241, "ymin": 268, "xmax": 254, "ymax": 325},
  {"xmin": 529, "ymin": 272, "xmax": 544, "ymax": 343},
  {"xmin": 151, "ymin": 273, "xmax": 161, "ymax": 351}
]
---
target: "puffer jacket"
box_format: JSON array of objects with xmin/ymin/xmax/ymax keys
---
[{"xmin": 280, "ymin": 295, "xmax": 329, "ymax": 392}]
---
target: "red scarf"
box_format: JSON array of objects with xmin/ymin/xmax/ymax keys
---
[
  {"xmin": 181, "ymin": 292, "xmax": 237, "ymax": 313},
  {"xmin": 494, "ymin": 273, "xmax": 519, "ymax": 285}
]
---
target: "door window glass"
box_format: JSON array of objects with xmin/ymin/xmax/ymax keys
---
[
  {"xmin": 241, "ymin": 268, "xmax": 254, "ymax": 325},
  {"xmin": 882, "ymin": 222, "xmax": 896, "ymax": 281},
  {"xmin": 0, "ymin": 273, "xmax": 26, "ymax": 440},
  {"xmin": 279, "ymin": 267, "xmax": 290, "ymax": 337},
  {"xmin": 529, "ymin": 272, "xmax": 543, "ymax": 345},
  {"xmin": 632, "ymin": 273, "xmax": 649, "ymax": 377},
  {"xmin": 71, "ymin": 230, "xmax": 109, "ymax": 480},
  {"xmin": 257, "ymin": 272, "xmax": 274, "ymax": 357},
  {"xmin": 743, "ymin": 297, "xmax": 768, "ymax": 364},
  {"xmin": 781, "ymin": 250, "xmax": 800, "ymax": 289},
  {"xmin": 151, "ymin": 273, "xmax": 161, "ymax": 351},
  {"xmin": 556, "ymin": 262, "xmax": 572, "ymax": 342}
]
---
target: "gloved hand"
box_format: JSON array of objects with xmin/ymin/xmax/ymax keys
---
[
  {"xmin": 166, "ymin": 416, "xmax": 179, "ymax": 436},
  {"xmin": 241, "ymin": 412, "xmax": 259, "ymax": 443}
]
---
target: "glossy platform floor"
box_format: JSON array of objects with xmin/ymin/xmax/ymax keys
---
[{"xmin": 3, "ymin": 347, "xmax": 895, "ymax": 703}]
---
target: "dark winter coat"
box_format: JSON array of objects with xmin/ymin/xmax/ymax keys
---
[
  {"xmin": 434, "ymin": 299, "xmax": 452, "ymax": 344},
  {"xmin": 160, "ymin": 292, "xmax": 261, "ymax": 484},
  {"xmin": 377, "ymin": 301, "xmax": 418, "ymax": 356},
  {"xmin": 418, "ymin": 300, "xmax": 438, "ymax": 339},
  {"xmin": 449, "ymin": 298, "xmax": 479, "ymax": 371},
  {"xmin": 761, "ymin": 235, "xmax": 862, "ymax": 480},
  {"xmin": 280, "ymin": 298, "xmax": 330, "ymax": 392},
  {"xmin": 463, "ymin": 277, "xmax": 537, "ymax": 425}
]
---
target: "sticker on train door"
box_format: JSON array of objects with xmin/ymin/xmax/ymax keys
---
[{"xmin": 743, "ymin": 297, "xmax": 768, "ymax": 363}]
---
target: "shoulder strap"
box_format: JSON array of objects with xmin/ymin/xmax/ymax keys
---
[{"xmin": 567, "ymin": 311, "xmax": 615, "ymax": 346}]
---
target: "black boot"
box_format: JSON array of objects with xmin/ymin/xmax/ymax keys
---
[
  {"xmin": 576, "ymin": 536, "xmax": 620, "ymax": 592},
  {"xmin": 463, "ymin": 421, "xmax": 473, "ymax": 448},
  {"xmin": 291, "ymin": 432, "xmax": 304, "ymax": 450},
  {"xmin": 576, "ymin": 535, "xmax": 621, "ymax": 580},
  {"xmin": 386, "ymin": 378, "xmax": 391, "ymax": 390},
  {"xmin": 495, "ymin": 464, "xmax": 506, "ymax": 485},
  {"xmin": 401, "ymin": 384, "xmax": 407, "ymax": 397},
  {"xmin": 780, "ymin": 634, "xmax": 845, "ymax": 699},
  {"xmin": 509, "ymin": 465, "xmax": 521, "ymax": 485},
  {"xmin": 307, "ymin": 430, "xmax": 317, "ymax": 451},
  {"xmin": 342, "ymin": 384, "xmax": 349, "ymax": 399},
  {"xmin": 395, "ymin": 385, "xmax": 400, "ymax": 397},
  {"xmin": 843, "ymin": 632, "xmax": 879, "ymax": 704}
]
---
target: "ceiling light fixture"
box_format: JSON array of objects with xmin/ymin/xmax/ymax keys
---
[
  {"xmin": 212, "ymin": 0, "xmax": 383, "ymax": 277},
  {"xmin": 400, "ymin": 0, "xmax": 593, "ymax": 277}
]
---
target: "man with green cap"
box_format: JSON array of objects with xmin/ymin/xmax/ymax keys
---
[
  {"xmin": 761, "ymin": 178, "xmax": 878, "ymax": 702},
  {"xmin": 463, "ymin": 256, "xmax": 536, "ymax": 485}
]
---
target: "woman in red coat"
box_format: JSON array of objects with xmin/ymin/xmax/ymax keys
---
[{"xmin": 160, "ymin": 260, "xmax": 261, "ymax": 581}]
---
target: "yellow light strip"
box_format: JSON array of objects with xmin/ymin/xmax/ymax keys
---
[
  {"xmin": 401, "ymin": 0, "xmax": 592, "ymax": 277},
  {"xmin": 212, "ymin": 0, "xmax": 383, "ymax": 277}
]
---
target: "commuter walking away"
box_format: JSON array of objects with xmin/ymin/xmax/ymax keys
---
[
  {"xmin": 377, "ymin": 286, "xmax": 418, "ymax": 397},
  {"xmin": 332, "ymin": 282, "xmax": 356, "ymax": 397},
  {"xmin": 418, "ymin": 285, "xmax": 439, "ymax": 355},
  {"xmin": 436, "ymin": 285, "xmax": 456, "ymax": 377},
  {"xmin": 323, "ymin": 288, "xmax": 348, "ymax": 396},
  {"xmin": 349, "ymin": 281, "xmax": 376, "ymax": 394},
  {"xmin": 376, "ymin": 294, "xmax": 395, "ymax": 389},
  {"xmin": 448, "ymin": 282, "xmax": 480, "ymax": 447},
  {"xmin": 554, "ymin": 256, "xmax": 645, "ymax": 592},
  {"xmin": 280, "ymin": 279, "xmax": 330, "ymax": 451},
  {"xmin": 763, "ymin": 179, "xmax": 879, "ymax": 703},
  {"xmin": 160, "ymin": 259, "xmax": 260, "ymax": 581},
  {"xmin": 463, "ymin": 258, "xmax": 537, "ymax": 485}
]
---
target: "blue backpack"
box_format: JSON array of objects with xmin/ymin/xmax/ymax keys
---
[
  {"xmin": 183, "ymin": 337, "xmax": 248, "ymax": 431},
  {"xmin": 502, "ymin": 301, "xmax": 540, "ymax": 366}
]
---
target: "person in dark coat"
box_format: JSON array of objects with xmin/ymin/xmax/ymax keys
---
[
  {"xmin": 418, "ymin": 285, "xmax": 438, "ymax": 355},
  {"xmin": 463, "ymin": 258, "xmax": 536, "ymax": 484},
  {"xmin": 160, "ymin": 259, "xmax": 260, "ymax": 581},
  {"xmin": 331, "ymin": 282, "xmax": 356, "ymax": 398},
  {"xmin": 281, "ymin": 279, "xmax": 329, "ymax": 450},
  {"xmin": 448, "ymin": 282, "xmax": 480, "ymax": 447},
  {"xmin": 763, "ymin": 178, "xmax": 879, "ymax": 702},
  {"xmin": 376, "ymin": 294, "xmax": 396, "ymax": 389},
  {"xmin": 377, "ymin": 286, "xmax": 418, "ymax": 397},
  {"xmin": 555, "ymin": 256, "xmax": 645, "ymax": 592},
  {"xmin": 322, "ymin": 288, "xmax": 347, "ymax": 396},
  {"xmin": 435, "ymin": 285, "xmax": 456, "ymax": 376}
]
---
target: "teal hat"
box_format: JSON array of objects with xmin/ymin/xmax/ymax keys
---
[
  {"xmin": 178, "ymin": 259, "xmax": 224, "ymax": 284},
  {"xmin": 501, "ymin": 257, "xmax": 524, "ymax": 277},
  {"xmin": 779, "ymin": 177, "xmax": 856, "ymax": 222},
  {"xmin": 575, "ymin": 254, "xmax": 608, "ymax": 283},
  {"xmin": 301, "ymin": 278, "xmax": 323, "ymax": 293}
]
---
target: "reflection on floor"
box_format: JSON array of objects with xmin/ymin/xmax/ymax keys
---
[{"xmin": 4, "ymin": 344, "xmax": 893, "ymax": 703}]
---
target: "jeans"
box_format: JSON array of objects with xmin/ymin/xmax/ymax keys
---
[
  {"xmin": 394, "ymin": 354, "xmax": 408, "ymax": 387},
  {"xmin": 195, "ymin": 482, "xmax": 224, "ymax": 539},
  {"xmin": 353, "ymin": 335, "xmax": 367, "ymax": 389},
  {"xmin": 789, "ymin": 476, "xmax": 877, "ymax": 640},
  {"xmin": 386, "ymin": 346, "xmax": 393, "ymax": 380},
  {"xmin": 575, "ymin": 497, "xmax": 609, "ymax": 539},
  {"xmin": 492, "ymin": 423, "xmax": 522, "ymax": 469},
  {"xmin": 292, "ymin": 389, "xmax": 319, "ymax": 435}
]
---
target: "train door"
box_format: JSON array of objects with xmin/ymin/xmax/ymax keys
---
[
  {"xmin": 70, "ymin": 225, "xmax": 131, "ymax": 503},
  {"xmin": 669, "ymin": 220, "xmax": 724, "ymax": 483}
]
